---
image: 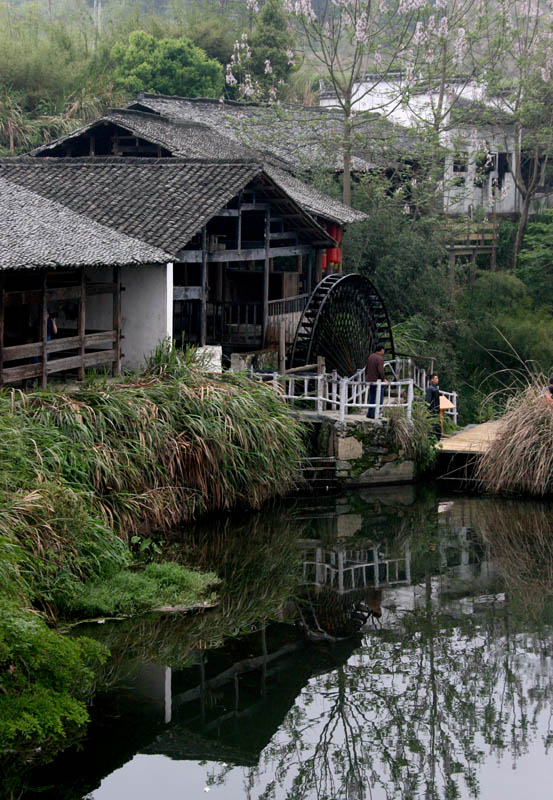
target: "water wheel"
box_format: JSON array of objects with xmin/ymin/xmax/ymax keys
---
[{"xmin": 289, "ymin": 274, "xmax": 394, "ymax": 375}]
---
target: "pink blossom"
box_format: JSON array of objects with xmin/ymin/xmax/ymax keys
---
[
  {"xmin": 225, "ymin": 65, "xmax": 238, "ymax": 86},
  {"xmin": 265, "ymin": 58, "xmax": 273, "ymax": 74},
  {"xmin": 247, "ymin": 0, "xmax": 259, "ymax": 10},
  {"xmin": 354, "ymin": 12, "xmax": 369, "ymax": 43},
  {"xmin": 454, "ymin": 27, "xmax": 466, "ymax": 66},
  {"xmin": 398, "ymin": 0, "xmax": 426, "ymax": 13}
]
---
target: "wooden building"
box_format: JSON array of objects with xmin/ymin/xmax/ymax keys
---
[
  {"xmin": 0, "ymin": 175, "xmax": 171, "ymax": 387},
  {"xmin": 27, "ymin": 106, "xmax": 366, "ymax": 354}
]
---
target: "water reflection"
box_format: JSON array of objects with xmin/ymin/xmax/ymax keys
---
[{"xmin": 18, "ymin": 489, "xmax": 553, "ymax": 800}]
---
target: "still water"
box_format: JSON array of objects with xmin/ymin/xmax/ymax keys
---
[{"xmin": 19, "ymin": 486, "xmax": 553, "ymax": 799}]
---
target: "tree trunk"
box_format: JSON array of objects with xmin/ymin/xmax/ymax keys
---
[
  {"xmin": 342, "ymin": 109, "xmax": 352, "ymax": 207},
  {"xmin": 513, "ymin": 191, "xmax": 532, "ymax": 271}
]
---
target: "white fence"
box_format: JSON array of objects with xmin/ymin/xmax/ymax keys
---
[{"xmin": 251, "ymin": 362, "xmax": 458, "ymax": 425}]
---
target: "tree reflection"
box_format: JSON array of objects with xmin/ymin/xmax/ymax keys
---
[{"xmin": 246, "ymin": 500, "xmax": 553, "ymax": 800}]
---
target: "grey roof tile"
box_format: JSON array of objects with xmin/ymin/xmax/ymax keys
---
[
  {"xmin": 0, "ymin": 158, "xmax": 263, "ymax": 255},
  {"xmin": 0, "ymin": 176, "xmax": 170, "ymax": 270}
]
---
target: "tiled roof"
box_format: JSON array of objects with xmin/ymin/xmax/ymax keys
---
[
  {"xmin": 265, "ymin": 166, "xmax": 366, "ymax": 225},
  {"xmin": 0, "ymin": 176, "xmax": 170, "ymax": 270},
  {"xmin": 30, "ymin": 109, "xmax": 267, "ymax": 165},
  {"xmin": 130, "ymin": 94, "xmax": 418, "ymax": 167},
  {"xmin": 0, "ymin": 158, "xmax": 335, "ymax": 253},
  {"xmin": 0, "ymin": 159, "xmax": 263, "ymax": 254},
  {"xmin": 29, "ymin": 107, "xmax": 367, "ymax": 226}
]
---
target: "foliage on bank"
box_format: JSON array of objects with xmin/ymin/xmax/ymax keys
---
[
  {"xmin": 476, "ymin": 377, "xmax": 553, "ymax": 496},
  {"xmin": 0, "ymin": 346, "xmax": 304, "ymax": 769}
]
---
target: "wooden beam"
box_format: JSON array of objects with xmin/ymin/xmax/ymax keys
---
[
  {"xmin": 306, "ymin": 249, "xmax": 313, "ymax": 295},
  {"xmin": 201, "ymin": 226, "xmax": 207, "ymax": 347},
  {"xmin": 0, "ymin": 275, "xmax": 4, "ymax": 388},
  {"xmin": 176, "ymin": 244, "xmax": 313, "ymax": 263},
  {"xmin": 41, "ymin": 272, "xmax": 48, "ymax": 389},
  {"xmin": 78, "ymin": 268, "xmax": 85, "ymax": 381},
  {"xmin": 113, "ymin": 267, "xmax": 121, "ymax": 376},
  {"xmin": 237, "ymin": 191, "xmax": 243, "ymax": 251},
  {"xmin": 263, "ymin": 208, "xmax": 270, "ymax": 347}
]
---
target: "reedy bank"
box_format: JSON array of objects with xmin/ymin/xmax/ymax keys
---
[{"xmin": 0, "ymin": 346, "xmax": 305, "ymax": 773}]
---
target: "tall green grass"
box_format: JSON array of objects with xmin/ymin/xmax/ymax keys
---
[
  {"xmin": 0, "ymin": 346, "xmax": 305, "ymax": 770},
  {"xmin": 0, "ymin": 346, "xmax": 305, "ymax": 611}
]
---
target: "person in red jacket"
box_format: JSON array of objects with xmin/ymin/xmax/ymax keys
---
[{"xmin": 366, "ymin": 343, "xmax": 387, "ymax": 419}]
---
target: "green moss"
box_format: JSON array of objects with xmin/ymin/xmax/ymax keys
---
[{"xmin": 66, "ymin": 562, "xmax": 217, "ymax": 617}]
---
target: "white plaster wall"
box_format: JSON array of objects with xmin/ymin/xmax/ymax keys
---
[{"xmin": 121, "ymin": 263, "xmax": 173, "ymax": 370}]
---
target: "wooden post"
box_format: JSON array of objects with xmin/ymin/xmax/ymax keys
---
[
  {"xmin": 306, "ymin": 249, "xmax": 313, "ymax": 295},
  {"xmin": 237, "ymin": 191, "xmax": 243, "ymax": 250},
  {"xmin": 316, "ymin": 249, "xmax": 324, "ymax": 284},
  {"xmin": 112, "ymin": 266, "xmax": 121, "ymax": 376},
  {"xmin": 449, "ymin": 250, "xmax": 456, "ymax": 289},
  {"xmin": 317, "ymin": 355, "xmax": 326, "ymax": 376},
  {"xmin": 41, "ymin": 272, "xmax": 48, "ymax": 389},
  {"xmin": 201, "ymin": 226, "xmax": 207, "ymax": 347},
  {"xmin": 262, "ymin": 208, "xmax": 270, "ymax": 347},
  {"xmin": 278, "ymin": 320, "xmax": 286, "ymax": 374},
  {"xmin": 78, "ymin": 268, "xmax": 85, "ymax": 380},
  {"xmin": 0, "ymin": 274, "xmax": 4, "ymax": 388}
]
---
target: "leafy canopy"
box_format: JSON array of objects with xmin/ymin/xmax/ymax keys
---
[{"xmin": 111, "ymin": 31, "xmax": 224, "ymax": 98}]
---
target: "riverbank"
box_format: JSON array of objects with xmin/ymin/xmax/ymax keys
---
[{"xmin": 0, "ymin": 346, "xmax": 305, "ymax": 779}]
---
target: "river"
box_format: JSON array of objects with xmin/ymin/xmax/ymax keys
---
[{"xmin": 14, "ymin": 485, "xmax": 553, "ymax": 799}]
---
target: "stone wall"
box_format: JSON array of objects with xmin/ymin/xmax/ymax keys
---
[{"xmin": 325, "ymin": 420, "xmax": 414, "ymax": 487}]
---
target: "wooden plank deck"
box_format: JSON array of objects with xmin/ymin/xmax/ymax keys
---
[{"xmin": 437, "ymin": 421, "xmax": 502, "ymax": 455}]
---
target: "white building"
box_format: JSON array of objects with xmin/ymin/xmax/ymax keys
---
[{"xmin": 320, "ymin": 75, "xmax": 524, "ymax": 216}]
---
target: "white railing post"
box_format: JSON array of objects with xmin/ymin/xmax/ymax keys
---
[
  {"xmin": 332, "ymin": 370, "xmax": 338, "ymax": 408},
  {"xmin": 407, "ymin": 379, "xmax": 414, "ymax": 419},
  {"xmin": 272, "ymin": 372, "xmax": 278, "ymax": 392},
  {"xmin": 375, "ymin": 380, "xmax": 382, "ymax": 421},
  {"xmin": 317, "ymin": 374, "xmax": 323, "ymax": 414},
  {"xmin": 339, "ymin": 377, "xmax": 347, "ymax": 423},
  {"xmin": 453, "ymin": 391, "xmax": 458, "ymax": 425}
]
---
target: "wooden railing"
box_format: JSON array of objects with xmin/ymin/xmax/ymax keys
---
[
  {"xmin": 1, "ymin": 331, "xmax": 117, "ymax": 384},
  {"xmin": 207, "ymin": 301, "xmax": 262, "ymax": 345},
  {"xmin": 266, "ymin": 293, "xmax": 309, "ymax": 347},
  {"xmin": 267, "ymin": 293, "xmax": 309, "ymax": 316},
  {"xmin": 442, "ymin": 222, "xmax": 497, "ymax": 251}
]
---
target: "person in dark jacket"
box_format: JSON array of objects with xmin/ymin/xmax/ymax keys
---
[
  {"xmin": 426, "ymin": 373, "xmax": 441, "ymax": 439},
  {"xmin": 366, "ymin": 343, "xmax": 387, "ymax": 419}
]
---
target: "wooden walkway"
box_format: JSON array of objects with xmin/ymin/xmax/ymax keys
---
[{"xmin": 437, "ymin": 421, "xmax": 502, "ymax": 455}]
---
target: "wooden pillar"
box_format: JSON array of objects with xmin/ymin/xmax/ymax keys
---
[
  {"xmin": 216, "ymin": 262, "xmax": 223, "ymax": 302},
  {"xmin": 201, "ymin": 226, "xmax": 207, "ymax": 347},
  {"xmin": 237, "ymin": 192, "xmax": 243, "ymax": 250},
  {"xmin": 112, "ymin": 266, "xmax": 121, "ymax": 376},
  {"xmin": 78, "ymin": 268, "xmax": 86, "ymax": 380},
  {"xmin": 262, "ymin": 207, "xmax": 270, "ymax": 347},
  {"xmin": 41, "ymin": 272, "xmax": 48, "ymax": 389},
  {"xmin": 0, "ymin": 275, "xmax": 4, "ymax": 388},
  {"xmin": 306, "ymin": 249, "xmax": 313, "ymax": 295},
  {"xmin": 316, "ymin": 249, "xmax": 324, "ymax": 284},
  {"xmin": 449, "ymin": 250, "xmax": 456, "ymax": 288},
  {"xmin": 279, "ymin": 320, "xmax": 286, "ymax": 374}
]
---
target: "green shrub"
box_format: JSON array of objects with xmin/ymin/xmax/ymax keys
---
[{"xmin": 66, "ymin": 562, "xmax": 217, "ymax": 617}]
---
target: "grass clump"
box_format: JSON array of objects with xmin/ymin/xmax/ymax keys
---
[
  {"xmin": 0, "ymin": 344, "xmax": 305, "ymax": 765},
  {"xmin": 67, "ymin": 562, "xmax": 217, "ymax": 617},
  {"xmin": 384, "ymin": 401, "xmax": 438, "ymax": 474},
  {"xmin": 476, "ymin": 376, "xmax": 553, "ymax": 496}
]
